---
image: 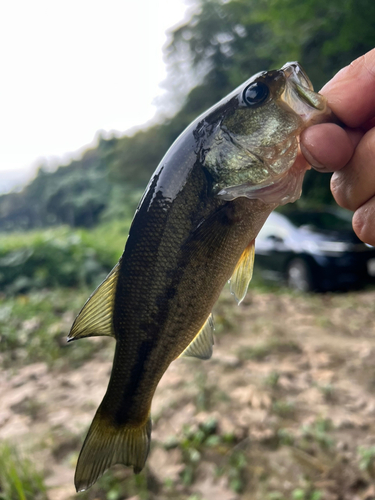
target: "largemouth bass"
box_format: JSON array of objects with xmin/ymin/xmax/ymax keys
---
[{"xmin": 68, "ymin": 62, "xmax": 332, "ymax": 491}]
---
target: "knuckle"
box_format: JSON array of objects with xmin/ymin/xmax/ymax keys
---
[
  {"xmin": 330, "ymin": 173, "xmax": 351, "ymax": 209},
  {"xmin": 353, "ymin": 204, "xmax": 375, "ymax": 246},
  {"xmin": 352, "ymin": 210, "xmax": 366, "ymax": 240}
]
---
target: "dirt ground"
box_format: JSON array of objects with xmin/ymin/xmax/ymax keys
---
[{"xmin": 2, "ymin": 286, "xmax": 375, "ymax": 499}]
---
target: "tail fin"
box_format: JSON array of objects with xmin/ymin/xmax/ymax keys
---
[{"xmin": 74, "ymin": 408, "xmax": 151, "ymax": 492}]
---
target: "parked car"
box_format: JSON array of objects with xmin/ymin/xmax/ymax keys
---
[{"xmin": 255, "ymin": 209, "xmax": 375, "ymax": 291}]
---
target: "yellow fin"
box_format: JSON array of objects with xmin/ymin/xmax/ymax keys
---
[
  {"xmin": 179, "ymin": 314, "xmax": 214, "ymax": 360},
  {"xmin": 74, "ymin": 408, "xmax": 151, "ymax": 491},
  {"xmin": 67, "ymin": 263, "xmax": 120, "ymax": 342},
  {"xmin": 230, "ymin": 241, "xmax": 255, "ymax": 305}
]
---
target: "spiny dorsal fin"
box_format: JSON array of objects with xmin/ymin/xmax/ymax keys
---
[
  {"xmin": 67, "ymin": 263, "xmax": 120, "ymax": 342},
  {"xmin": 179, "ymin": 314, "xmax": 214, "ymax": 360},
  {"xmin": 230, "ymin": 241, "xmax": 255, "ymax": 305}
]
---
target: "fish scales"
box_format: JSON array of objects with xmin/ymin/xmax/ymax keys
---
[
  {"xmin": 107, "ymin": 163, "xmax": 271, "ymax": 423},
  {"xmin": 68, "ymin": 62, "xmax": 334, "ymax": 491}
]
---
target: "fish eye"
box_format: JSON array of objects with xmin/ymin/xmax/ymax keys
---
[{"xmin": 243, "ymin": 82, "xmax": 269, "ymax": 106}]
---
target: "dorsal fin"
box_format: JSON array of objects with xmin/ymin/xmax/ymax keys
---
[
  {"xmin": 67, "ymin": 263, "xmax": 120, "ymax": 342},
  {"xmin": 179, "ymin": 314, "xmax": 214, "ymax": 360},
  {"xmin": 230, "ymin": 241, "xmax": 255, "ymax": 305}
]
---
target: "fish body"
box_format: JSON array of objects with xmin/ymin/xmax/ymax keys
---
[{"xmin": 68, "ymin": 63, "xmax": 332, "ymax": 491}]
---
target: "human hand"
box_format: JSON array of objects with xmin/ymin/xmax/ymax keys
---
[{"xmin": 300, "ymin": 48, "xmax": 375, "ymax": 245}]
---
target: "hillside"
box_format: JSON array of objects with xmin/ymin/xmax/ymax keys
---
[{"xmin": 2, "ymin": 0, "xmax": 375, "ymax": 232}]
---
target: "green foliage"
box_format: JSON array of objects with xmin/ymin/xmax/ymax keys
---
[
  {"xmin": 264, "ymin": 371, "xmax": 280, "ymax": 388},
  {"xmin": 0, "ymin": 288, "xmax": 112, "ymax": 369},
  {"xmin": 237, "ymin": 337, "xmax": 301, "ymax": 361},
  {"xmin": 253, "ymin": 0, "xmax": 375, "ymax": 88},
  {"xmin": 2, "ymin": 0, "xmax": 375, "ymax": 232},
  {"xmin": 300, "ymin": 418, "xmax": 334, "ymax": 450},
  {"xmin": 109, "ymin": 126, "xmax": 171, "ymax": 188},
  {"xmin": 292, "ymin": 488, "xmax": 322, "ymax": 500},
  {"xmin": 225, "ymin": 450, "xmax": 247, "ymax": 493},
  {"xmin": 0, "ymin": 141, "xmax": 113, "ymax": 231},
  {"xmin": 167, "ymin": 418, "xmax": 250, "ymax": 493},
  {"xmin": 0, "ymin": 442, "xmax": 47, "ymax": 500},
  {"xmin": 267, "ymin": 493, "xmax": 286, "ymax": 500},
  {"xmin": 177, "ymin": 419, "xmax": 219, "ymax": 485},
  {"xmin": 0, "ymin": 222, "xmax": 132, "ymax": 367},
  {"xmin": 272, "ymin": 400, "xmax": 296, "ymax": 419},
  {"xmin": 0, "ymin": 232, "xmax": 104, "ymax": 293},
  {"xmin": 0, "ymin": 222, "xmax": 128, "ymax": 294},
  {"xmin": 277, "ymin": 428, "xmax": 295, "ymax": 446},
  {"xmin": 357, "ymin": 445, "xmax": 375, "ymax": 473},
  {"xmin": 167, "ymin": 0, "xmax": 375, "ymax": 94}
]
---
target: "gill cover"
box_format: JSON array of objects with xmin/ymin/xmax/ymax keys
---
[{"xmin": 202, "ymin": 63, "xmax": 329, "ymax": 205}]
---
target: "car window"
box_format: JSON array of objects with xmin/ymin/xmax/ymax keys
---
[
  {"xmin": 257, "ymin": 224, "xmax": 288, "ymax": 241},
  {"xmin": 257, "ymin": 213, "xmax": 294, "ymax": 241}
]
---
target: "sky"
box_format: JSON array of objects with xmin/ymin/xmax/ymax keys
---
[{"xmin": 0, "ymin": 0, "xmax": 191, "ymax": 191}]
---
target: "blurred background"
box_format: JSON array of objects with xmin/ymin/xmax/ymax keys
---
[{"xmin": 1, "ymin": 0, "xmax": 375, "ymax": 499}]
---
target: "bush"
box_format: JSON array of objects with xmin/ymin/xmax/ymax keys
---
[{"xmin": 0, "ymin": 222, "xmax": 129, "ymax": 294}]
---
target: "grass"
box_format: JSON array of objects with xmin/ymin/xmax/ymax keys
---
[
  {"xmin": 0, "ymin": 443, "xmax": 47, "ymax": 500},
  {"xmin": 3, "ymin": 224, "xmax": 375, "ymax": 498},
  {"xmin": 0, "ymin": 221, "xmax": 131, "ymax": 368},
  {"xmin": 177, "ymin": 419, "xmax": 219, "ymax": 486},
  {"xmin": 0, "ymin": 219, "xmax": 130, "ymax": 258},
  {"xmin": 237, "ymin": 337, "xmax": 302, "ymax": 362},
  {"xmin": 292, "ymin": 489, "xmax": 322, "ymax": 500},
  {"xmin": 358, "ymin": 445, "xmax": 375, "ymax": 476},
  {"xmin": 0, "ymin": 287, "xmax": 113, "ymax": 369},
  {"xmin": 0, "ymin": 220, "xmax": 130, "ymax": 294},
  {"xmin": 300, "ymin": 418, "xmax": 334, "ymax": 450},
  {"xmin": 161, "ymin": 418, "xmax": 245, "ymax": 491},
  {"xmin": 224, "ymin": 450, "xmax": 248, "ymax": 494},
  {"xmin": 272, "ymin": 399, "xmax": 296, "ymax": 419}
]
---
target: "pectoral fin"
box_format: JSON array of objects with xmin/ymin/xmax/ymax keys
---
[
  {"xmin": 179, "ymin": 314, "xmax": 215, "ymax": 360},
  {"xmin": 230, "ymin": 241, "xmax": 255, "ymax": 305},
  {"xmin": 67, "ymin": 263, "xmax": 120, "ymax": 341}
]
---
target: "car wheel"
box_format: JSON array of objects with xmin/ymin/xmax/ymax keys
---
[{"xmin": 287, "ymin": 258, "xmax": 314, "ymax": 292}]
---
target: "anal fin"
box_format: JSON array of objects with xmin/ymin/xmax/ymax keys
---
[
  {"xmin": 179, "ymin": 314, "xmax": 214, "ymax": 360},
  {"xmin": 230, "ymin": 240, "xmax": 255, "ymax": 305},
  {"xmin": 67, "ymin": 263, "xmax": 120, "ymax": 342}
]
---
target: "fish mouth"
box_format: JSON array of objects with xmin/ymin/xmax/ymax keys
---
[
  {"xmin": 280, "ymin": 62, "xmax": 330, "ymax": 124},
  {"xmin": 282, "ymin": 62, "xmax": 314, "ymax": 90}
]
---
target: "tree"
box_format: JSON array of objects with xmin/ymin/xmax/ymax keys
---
[
  {"xmin": 2, "ymin": 0, "xmax": 375, "ymax": 230},
  {"xmin": 165, "ymin": 0, "xmax": 375, "ymax": 206}
]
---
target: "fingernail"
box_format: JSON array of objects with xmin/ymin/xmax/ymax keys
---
[{"xmin": 300, "ymin": 143, "xmax": 328, "ymax": 172}]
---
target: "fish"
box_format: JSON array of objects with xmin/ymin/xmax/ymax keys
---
[{"xmin": 68, "ymin": 62, "xmax": 333, "ymax": 491}]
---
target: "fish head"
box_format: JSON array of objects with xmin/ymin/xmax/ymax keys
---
[{"xmin": 202, "ymin": 62, "xmax": 332, "ymax": 205}]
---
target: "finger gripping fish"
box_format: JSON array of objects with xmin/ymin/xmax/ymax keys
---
[{"xmin": 68, "ymin": 63, "xmax": 332, "ymax": 491}]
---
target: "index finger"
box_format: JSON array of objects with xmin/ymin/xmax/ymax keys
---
[{"xmin": 320, "ymin": 48, "xmax": 375, "ymax": 128}]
